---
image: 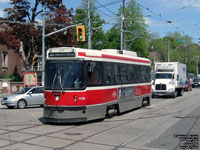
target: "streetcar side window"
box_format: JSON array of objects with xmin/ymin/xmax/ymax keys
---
[
  {"xmin": 134, "ymin": 65, "xmax": 141, "ymax": 83},
  {"xmin": 113, "ymin": 64, "xmax": 121, "ymax": 84},
  {"xmin": 104, "ymin": 63, "xmax": 114, "ymax": 85},
  {"xmin": 87, "ymin": 62, "xmax": 102, "ymax": 86},
  {"xmin": 128, "ymin": 65, "xmax": 135, "ymax": 83},
  {"xmin": 145, "ymin": 66, "xmax": 151, "ymax": 82},
  {"xmin": 121, "ymin": 64, "xmax": 128, "ymax": 84},
  {"xmin": 140, "ymin": 66, "xmax": 146, "ymax": 83}
]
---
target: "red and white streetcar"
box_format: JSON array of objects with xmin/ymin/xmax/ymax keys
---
[{"xmin": 43, "ymin": 47, "xmax": 151, "ymax": 123}]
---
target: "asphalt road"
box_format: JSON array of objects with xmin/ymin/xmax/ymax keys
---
[{"xmin": 0, "ymin": 88, "xmax": 200, "ymax": 150}]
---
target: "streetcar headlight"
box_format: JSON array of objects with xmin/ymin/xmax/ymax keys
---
[
  {"xmin": 55, "ymin": 96, "xmax": 60, "ymax": 101},
  {"xmin": 74, "ymin": 95, "xmax": 77, "ymax": 102}
]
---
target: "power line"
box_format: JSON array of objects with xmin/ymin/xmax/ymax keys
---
[
  {"xmin": 95, "ymin": 0, "xmax": 116, "ymax": 15},
  {"xmin": 96, "ymin": 0, "xmax": 123, "ymax": 8}
]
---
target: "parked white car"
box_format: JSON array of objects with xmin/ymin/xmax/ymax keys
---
[{"xmin": 1, "ymin": 86, "xmax": 44, "ymax": 109}]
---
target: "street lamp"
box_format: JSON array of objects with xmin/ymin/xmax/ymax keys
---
[{"xmin": 166, "ymin": 20, "xmax": 175, "ymax": 62}]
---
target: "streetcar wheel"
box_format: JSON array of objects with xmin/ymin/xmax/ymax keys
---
[{"xmin": 17, "ymin": 100, "xmax": 27, "ymax": 109}]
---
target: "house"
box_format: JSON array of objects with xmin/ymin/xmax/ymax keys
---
[
  {"xmin": 0, "ymin": 44, "xmax": 24, "ymax": 78},
  {"xmin": 0, "ymin": 21, "xmax": 25, "ymax": 78}
]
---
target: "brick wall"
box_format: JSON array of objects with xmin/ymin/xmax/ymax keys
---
[{"xmin": 0, "ymin": 44, "xmax": 24, "ymax": 77}]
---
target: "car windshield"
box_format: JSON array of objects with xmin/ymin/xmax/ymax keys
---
[
  {"xmin": 156, "ymin": 73, "xmax": 172, "ymax": 79},
  {"xmin": 45, "ymin": 60, "xmax": 85, "ymax": 90},
  {"xmin": 16, "ymin": 87, "xmax": 32, "ymax": 94}
]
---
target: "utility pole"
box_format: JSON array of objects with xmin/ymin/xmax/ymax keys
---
[
  {"xmin": 123, "ymin": 0, "xmax": 126, "ymax": 50},
  {"xmin": 197, "ymin": 57, "xmax": 199, "ymax": 76},
  {"xmin": 87, "ymin": 0, "xmax": 92, "ymax": 49},
  {"xmin": 121, "ymin": 14, "xmax": 124, "ymax": 51},
  {"xmin": 42, "ymin": 7, "xmax": 46, "ymax": 86},
  {"xmin": 168, "ymin": 39, "xmax": 170, "ymax": 62}
]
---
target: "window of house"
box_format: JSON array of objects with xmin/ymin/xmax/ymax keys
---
[{"xmin": 2, "ymin": 52, "xmax": 8, "ymax": 71}]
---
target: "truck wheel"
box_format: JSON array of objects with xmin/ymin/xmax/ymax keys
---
[
  {"xmin": 178, "ymin": 89, "xmax": 184, "ymax": 96},
  {"xmin": 172, "ymin": 92, "xmax": 177, "ymax": 98}
]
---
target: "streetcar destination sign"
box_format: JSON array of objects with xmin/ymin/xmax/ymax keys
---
[{"xmin": 49, "ymin": 52, "xmax": 75, "ymax": 57}]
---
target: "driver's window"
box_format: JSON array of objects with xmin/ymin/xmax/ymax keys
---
[{"xmin": 30, "ymin": 88, "xmax": 37, "ymax": 94}]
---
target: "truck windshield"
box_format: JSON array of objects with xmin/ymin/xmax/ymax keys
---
[
  {"xmin": 45, "ymin": 61, "xmax": 85, "ymax": 90},
  {"xmin": 156, "ymin": 73, "xmax": 172, "ymax": 79}
]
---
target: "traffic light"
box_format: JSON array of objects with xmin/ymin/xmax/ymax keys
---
[
  {"xmin": 76, "ymin": 25, "xmax": 85, "ymax": 42},
  {"xmin": 32, "ymin": 56, "xmax": 38, "ymax": 66}
]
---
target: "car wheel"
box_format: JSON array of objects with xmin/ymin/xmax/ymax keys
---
[{"xmin": 17, "ymin": 100, "xmax": 27, "ymax": 109}]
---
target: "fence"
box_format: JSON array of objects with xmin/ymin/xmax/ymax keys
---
[{"xmin": 0, "ymin": 79, "xmax": 24, "ymax": 97}]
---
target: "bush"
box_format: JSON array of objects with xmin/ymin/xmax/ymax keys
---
[{"xmin": 3, "ymin": 75, "xmax": 23, "ymax": 82}]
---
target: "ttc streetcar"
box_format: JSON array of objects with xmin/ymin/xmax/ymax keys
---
[{"xmin": 43, "ymin": 47, "xmax": 151, "ymax": 123}]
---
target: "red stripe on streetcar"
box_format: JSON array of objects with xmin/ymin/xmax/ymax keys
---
[
  {"xmin": 44, "ymin": 85, "xmax": 151, "ymax": 106},
  {"xmin": 78, "ymin": 52, "xmax": 150, "ymax": 64},
  {"xmin": 78, "ymin": 52, "xmax": 86, "ymax": 56},
  {"xmin": 102, "ymin": 54, "xmax": 151, "ymax": 64}
]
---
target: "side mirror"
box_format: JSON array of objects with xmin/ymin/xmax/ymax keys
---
[{"xmin": 28, "ymin": 92, "xmax": 32, "ymax": 95}]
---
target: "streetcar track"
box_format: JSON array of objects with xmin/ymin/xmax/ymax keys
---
[
  {"xmin": 54, "ymin": 94, "xmax": 199, "ymax": 149},
  {"xmin": 52, "ymin": 91, "xmax": 200, "ymax": 149}
]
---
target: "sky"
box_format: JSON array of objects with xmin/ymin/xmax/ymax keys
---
[{"xmin": 0, "ymin": 0, "xmax": 200, "ymax": 43}]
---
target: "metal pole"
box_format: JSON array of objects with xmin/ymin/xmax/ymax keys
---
[
  {"xmin": 123, "ymin": 0, "xmax": 126, "ymax": 49},
  {"xmin": 42, "ymin": 7, "xmax": 45, "ymax": 86},
  {"xmin": 45, "ymin": 24, "xmax": 80, "ymax": 37},
  {"xmin": 197, "ymin": 58, "xmax": 199, "ymax": 76},
  {"xmin": 168, "ymin": 40, "xmax": 170, "ymax": 62},
  {"xmin": 87, "ymin": 0, "xmax": 91, "ymax": 49},
  {"xmin": 120, "ymin": 15, "xmax": 123, "ymax": 51}
]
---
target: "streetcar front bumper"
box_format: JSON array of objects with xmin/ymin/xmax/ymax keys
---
[
  {"xmin": 43, "ymin": 105, "xmax": 87, "ymax": 123},
  {"xmin": 43, "ymin": 104, "xmax": 106, "ymax": 124}
]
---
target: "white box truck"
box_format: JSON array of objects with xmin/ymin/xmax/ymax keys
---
[{"xmin": 152, "ymin": 62, "xmax": 187, "ymax": 98}]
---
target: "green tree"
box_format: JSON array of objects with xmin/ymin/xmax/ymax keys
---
[
  {"xmin": 148, "ymin": 31, "xmax": 200, "ymax": 74},
  {"xmin": 104, "ymin": 27, "xmax": 120, "ymax": 49},
  {"xmin": 73, "ymin": 8, "xmax": 105, "ymax": 50},
  {"xmin": 3, "ymin": 0, "xmax": 75, "ymax": 70},
  {"xmin": 105, "ymin": 0, "xmax": 149, "ymax": 57}
]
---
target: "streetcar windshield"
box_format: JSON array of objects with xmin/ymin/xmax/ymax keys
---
[
  {"xmin": 155, "ymin": 73, "xmax": 172, "ymax": 79},
  {"xmin": 45, "ymin": 61, "xmax": 85, "ymax": 90}
]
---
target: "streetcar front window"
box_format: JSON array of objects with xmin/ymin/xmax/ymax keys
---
[{"xmin": 45, "ymin": 61, "xmax": 85, "ymax": 90}]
